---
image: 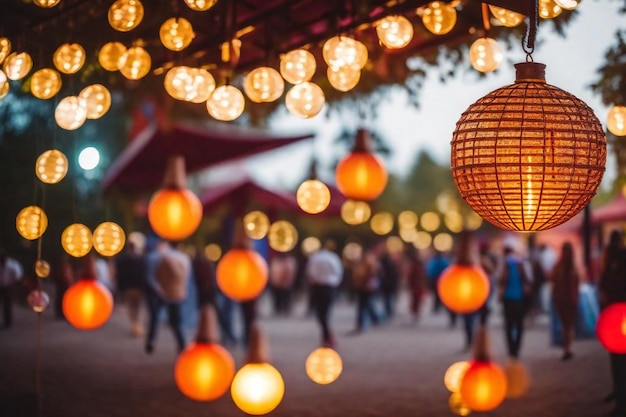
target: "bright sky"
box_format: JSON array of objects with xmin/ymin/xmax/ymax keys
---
[{"xmin": 241, "ymin": 1, "xmax": 623, "ymax": 192}]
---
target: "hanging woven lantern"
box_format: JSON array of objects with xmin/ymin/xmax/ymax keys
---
[
  {"xmin": 53, "ymin": 43, "xmax": 86, "ymax": 75},
  {"xmin": 62, "ymin": 223, "xmax": 93, "ymax": 258},
  {"xmin": 108, "ymin": 0, "xmax": 144, "ymax": 32},
  {"xmin": 16, "ymin": 205, "xmax": 48, "ymax": 240},
  {"xmin": 160, "ymin": 17, "xmax": 195, "ymax": 51},
  {"xmin": 118, "ymin": 46, "xmax": 151, "ymax": 80},
  {"xmin": 98, "ymin": 41, "xmax": 126, "ymax": 71},
  {"xmin": 93, "ymin": 221, "xmax": 126, "ymax": 257},
  {"xmin": 30, "ymin": 68, "xmax": 62, "ymax": 100},
  {"xmin": 55, "ymin": 96, "xmax": 87, "ymax": 130},
  {"xmin": 36, "ymin": 149, "xmax": 68, "ymax": 184},
  {"xmin": 451, "ymin": 62, "xmax": 606, "ymax": 231},
  {"xmin": 79, "ymin": 84, "xmax": 112, "ymax": 120}
]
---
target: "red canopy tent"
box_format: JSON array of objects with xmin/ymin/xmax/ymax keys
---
[
  {"xmin": 592, "ymin": 192, "xmax": 626, "ymax": 224},
  {"xmin": 101, "ymin": 121, "xmax": 314, "ymax": 193}
]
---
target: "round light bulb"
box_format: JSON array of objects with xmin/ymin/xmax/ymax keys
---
[
  {"xmin": 243, "ymin": 211, "xmax": 270, "ymax": 240},
  {"xmin": 35, "ymin": 260, "xmax": 51, "ymax": 278},
  {"xmin": 187, "ymin": 68, "xmax": 216, "ymax": 103},
  {"xmin": 53, "ymin": 43, "xmax": 85, "ymax": 74},
  {"xmin": 0, "ymin": 38, "xmax": 11, "ymax": 64},
  {"xmin": 55, "ymin": 96, "xmax": 87, "ymax": 130},
  {"xmin": 413, "ymin": 231, "xmax": 432, "ymax": 250},
  {"xmin": 296, "ymin": 179, "xmax": 331, "ymax": 214},
  {"xmin": 376, "ymin": 15, "xmax": 414, "ymax": 49},
  {"xmin": 301, "ymin": 236, "xmax": 321, "ymax": 255},
  {"xmin": 184, "ymin": 0, "xmax": 218, "ymax": 11},
  {"xmin": 206, "ymin": 85, "xmax": 245, "ymax": 121},
  {"xmin": 80, "ymin": 84, "xmax": 112, "ymax": 119},
  {"xmin": 93, "ymin": 221, "xmax": 126, "ymax": 257},
  {"xmin": 36, "ymin": 149, "xmax": 68, "ymax": 184},
  {"xmin": 231, "ymin": 363, "xmax": 285, "ymax": 415},
  {"xmin": 28, "ymin": 290, "xmax": 50, "ymax": 313},
  {"xmin": 469, "ymin": 37, "xmax": 503, "ymax": 73},
  {"xmin": 108, "ymin": 0, "xmax": 144, "ymax": 32},
  {"xmin": 488, "ymin": 5, "xmax": 524, "ymax": 27},
  {"xmin": 370, "ymin": 212, "xmax": 394, "ymax": 235},
  {"xmin": 322, "ymin": 36, "xmax": 368, "ymax": 70},
  {"xmin": 30, "ymin": 68, "xmax": 62, "ymax": 100},
  {"xmin": 327, "ymin": 65, "xmax": 361, "ymax": 92},
  {"xmin": 160, "ymin": 17, "xmax": 195, "ymax": 51},
  {"xmin": 118, "ymin": 46, "xmax": 151, "ymax": 80},
  {"xmin": 421, "ymin": 1, "xmax": 457, "ymax": 35},
  {"xmin": 398, "ymin": 210, "xmax": 418, "ymax": 228},
  {"xmin": 61, "ymin": 223, "xmax": 93, "ymax": 258},
  {"xmin": 3, "ymin": 52, "xmax": 32, "ymax": 81},
  {"xmin": 285, "ymin": 82, "xmax": 325, "ymax": 119},
  {"xmin": 244, "ymin": 67, "xmax": 284, "ymax": 103},
  {"xmin": 420, "ymin": 211, "xmax": 440, "ymax": 232},
  {"xmin": 268, "ymin": 220, "xmax": 298, "ymax": 252},
  {"xmin": 305, "ymin": 347, "xmax": 343, "ymax": 385},
  {"xmin": 78, "ymin": 147, "xmax": 100, "ymax": 170},
  {"xmin": 607, "ymin": 105, "xmax": 626, "ymax": 136},
  {"xmin": 164, "ymin": 66, "xmax": 194, "ymax": 101},
  {"xmin": 539, "ymin": 0, "xmax": 562, "ymax": 18},
  {"xmin": 99, "ymin": 42, "xmax": 127, "ymax": 71},
  {"xmin": 33, "ymin": 0, "xmax": 60, "ymax": 7},
  {"xmin": 340, "ymin": 200, "xmax": 371, "ymax": 225},
  {"xmin": 16, "ymin": 206, "xmax": 48, "ymax": 240},
  {"xmin": 280, "ymin": 49, "xmax": 316, "ymax": 84}
]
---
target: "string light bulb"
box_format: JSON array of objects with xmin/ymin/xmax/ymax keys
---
[
  {"xmin": 3, "ymin": 52, "xmax": 32, "ymax": 81},
  {"xmin": 285, "ymin": 82, "xmax": 325, "ymax": 118},
  {"xmin": 244, "ymin": 67, "xmax": 285, "ymax": 103},
  {"xmin": 53, "ymin": 43, "xmax": 86, "ymax": 74},
  {"xmin": 323, "ymin": 36, "xmax": 368, "ymax": 70},
  {"xmin": 16, "ymin": 206, "xmax": 48, "ymax": 240},
  {"xmin": 469, "ymin": 37, "xmax": 503, "ymax": 73},
  {"xmin": 376, "ymin": 15, "xmax": 414, "ymax": 49},
  {"xmin": 79, "ymin": 84, "xmax": 112, "ymax": 120},
  {"xmin": 538, "ymin": 0, "xmax": 562, "ymax": 18},
  {"xmin": 33, "ymin": 0, "xmax": 61, "ymax": 7},
  {"xmin": 98, "ymin": 42, "xmax": 126, "ymax": 71},
  {"xmin": 206, "ymin": 85, "xmax": 245, "ymax": 121},
  {"xmin": 61, "ymin": 223, "xmax": 93, "ymax": 258},
  {"xmin": 488, "ymin": 5, "xmax": 524, "ymax": 27},
  {"xmin": 109, "ymin": 0, "xmax": 144, "ymax": 32},
  {"xmin": 607, "ymin": 105, "xmax": 626, "ymax": 136},
  {"xmin": 30, "ymin": 68, "xmax": 62, "ymax": 100},
  {"xmin": 327, "ymin": 66, "xmax": 361, "ymax": 92},
  {"xmin": 421, "ymin": 1, "xmax": 457, "ymax": 35},
  {"xmin": 184, "ymin": 0, "xmax": 218, "ymax": 11},
  {"xmin": 55, "ymin": 96, "xmax": 87, "ymax": 130},
  {"xmin": 280, "ymin": 49, "xmax": 316, "ymax": 84},
  {"xmin": 296, "ymin": 179, "xmax": 331, "ymax": 214},
  {"xmin": 118, "ymin": 46, "xmax": 151, "ymax": 80},
  {"xmin": 36, "ymin": 149, "xmax": 68, "ymax": 184},
  {"xmin": 160, "ymin": 17, "xmax": 195, "ymax": 51}
]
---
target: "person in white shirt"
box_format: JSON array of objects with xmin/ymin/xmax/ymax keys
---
[
  {"xmin": 306, "ymin": 240, "xmax": 343, "ymax": 347},
  {"xmin": 0, "ymin": 250, "xmax": 23, "ymax": 328}
]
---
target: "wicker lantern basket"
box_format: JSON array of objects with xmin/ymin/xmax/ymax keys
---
[{"xmin": 451, "ymin": 62, "xmax": 606, "ymax": 231}]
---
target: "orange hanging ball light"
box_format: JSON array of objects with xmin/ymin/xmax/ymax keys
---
[
  {"xmin": 63, "ymin": 279, "xmax": 113, "ymax": 330},
  {"xmin": 217, "ymin": 248, "xmax": 268, "ymax": 302},
  {"xmin": 148, "ymin": 156, "xmax": 202, "ymax": 241},
  {"xmin": 438, "ymin": 264, "xmax": 490, "ymax": 314},
  {"xmin": 336, "ymin": 129, "xmax": 387, "ymax": 201},
  {"xmin": 460, "ymin": 360, "xmax": 507, "ymax": 412},
  {"xmin": 597, "ymin": 302, "xmax": 626, "ymax": 354},
  {"xmin": 175, "ymin": 342, "xmax": 235, "ymax": 401}
]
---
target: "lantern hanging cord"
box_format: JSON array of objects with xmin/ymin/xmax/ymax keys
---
[{"xmin": 522, "ymin": 0, "xmax": 538, "ymax": 61}]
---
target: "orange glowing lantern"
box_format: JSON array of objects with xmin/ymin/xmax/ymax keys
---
[
  {"xmin": 217, "ymin": 247, "xmax": 268, "ymax": 302},
  {"xmin": 460, "ymin": 360, "xmax": 507, "ymax": 412},
  {"xmin": 597, "ymin": 302, "xmax": 626, "ymax": 354},
  {"xmin": 148, "ymin": 156, "xmax": 203, "ymax": 241},
  {"xmin": 437, "ymin": 232, "xmax": 490, "ymax": 313},
  {"xmin": 336, "ymin": 129, "xmax": 387, "ymax": 201},
  {"xmin": 63, "ymin": 279, "xmax": 113, "ymax": 330},
  {"xmin": 175, "ymin": 306, "xmax": 235, "ymax": 401}
]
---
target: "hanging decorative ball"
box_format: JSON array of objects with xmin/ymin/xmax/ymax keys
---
[
  {"xmin": 0, "ymin": 38, "xmax": 11, "ymax": 64},
  {"xmin": 449, "ymin": 392, "xmax": 472, "ymax": 416},
  {"xmin": 376, "ymin": 15, "xmax": 414, "ymax": 49},
  {"xmin": 184, "ymin": 0, "xmax": 218, "ymax": 11},
  {"xmin": 322, "ymin": 36, "xmax": 368, "ymax": 70},
  {"xmin": 16, "ymin": 205, "xmax": 48, "ymax": 240},
  {"xmin": 93, "ymin": 222, "xmax": 126, "ymax": 257},
  {"xmin": 175, "ymin": 342, "xmax": 236, "ymax": 401},
  {"xmin": 62, "ymin": 223, "xmax": 93, "ymax": 258},
  {"xmin": 63, "ymin": 279, "xmax": 114, "ymax": 330},
  {"xmin": 243, "ymin": 211, "xmax": 270, "ymax": 240},
  {"xmin": 148, "ymin": 189, "xmax": 203, "ymax": 241},
  {"xmin": 285, "ymin": 82, "xmax": 325, "ymax": 119},
  {"xmin": 204, "ymin": 243, "xmax": 222, "ymax": 262},
  {"xmin": 469, "ymin": 38, "xmax": 503, "ymax": 73},
  {"xmin": 607, "ymin": 105, "xmax": 626, "ymax": 136},
  {"xmin": 420, "ymin": 211, "xmax": 440, "ymax": 231},
  {"xmin": 538, "ymin": 0, "xmax": 562, "ymax": 18},
  {"xmin": 340, "ymin": 199, "xmax": 371, "ymax": 225},
  {"xmin": 55, "ymin": 96, "xmax": 87, "ymax": 130},
  {"xmin": 109, "ymin": 0, "xmax": 144, "ymax": 32},
  {"xmin": 451, "ymin": 62, "xmax": 606, "ymax": 231},
  {"xmin": 30, "ymin": 68, "xmax": 62, "ymax": 100},
  {"xmin": 98, "ymin": 41, "xmax": 127, "ymax": 71},
  {"xmin": 305, "ymin": 347, "xmax": 342, "ymax": 385},
  {"xmin": 164, "ymin": 66, "xmax": 194, "ymax": 101},
  {"xmin": 280, "ymin": 49, "xmax": 316, "ymax": 85},
  {"xmin": 296, "ymin": 179, "xmax": 331, "ymax": 214},
  {"xmin": 414, "ymin": 231, "xmax": 432, "ymax": 250},
  {"xmin": 504, "ymin": 360, "xmax": 530, "ymax": 398},
  {"xmin": 216, "ymin": 248, "xmax": 268, "ymax": 301},
  {"xmin": 554, "ymin": 0, "xmax": 580, "ymax": 10},
  {"xmin": 301, "ymin": 236, "xmax": 321, "ymax": 255},
  {"xmin": 187, "ymin": 68, "xmax": 216, "ymax": 103},
  {"xmin": 53, "ymin": 43, "xmax": 86, "ymax": 74},
  {"xmin": 597, "ymin": 302, "xmax": 626, "ymax": 354},
  {"xmin": 488, "ymin": 5, "xmax": 524, "ymax": 27},
  {"xmin": 327, "ymin": 65, "xmax": 361, "ymax": 92},
  {"xmin": 444, "ymin": 361, "xmax": 470, "ymax": 392},
  {"xmin": 231, "ymin": 363, "xmax": 285, "ymax": 415},
  {"xmin": 336, "ymin": 129, "xmax": 388, "ymax": 201},
  {"xmin": 370, "ymin": 212, "xmax": 394, "ymax": 235},
  {"xmin": 3, "ymin": 52, "xmax": 33, "ymax": 81},
  {"xmin": 27, "ymin": 290, "xmax": 50, "ymax": 313},
  {"xmin": 206, "ymin": 85, "xmax": 245, "ymax": 121},
  {"xmin": 268, "ymin": 220, "xmax": 298, "ymax": 252},
  {"xmin": 33, "ymin": 0, "xmax": 60, "ymax": 7},
  {"xmin": 398, "ymin": 210, "xmax": 418, "ymax": 229},
  {"xmin": 160, "ymin": 17, "xmax": 195, "ymax": 52},
  {"xmin": 421, "ymin": 1, "xmax": 457, "ymax": 35},
  {"xmin": 35, "ymin": 260, "xmax": 50, "ymax": 278},
  {"xmin": 118, "ymin": 46, "xmax": 151, "ymax": 80},
  {"xmin": 460, "ymin": 360, "xmax": 507, "ymax": 412},
  {"xmin": 79, "ymin": 84, "xmax": 112, "ymax": 120},
  {"xmin": 438, "ymin": 264, "xmax": 490, "ymax": 313},
  {"xmin": 36, "ymin": 149, "xmax": 68, "ymax": 184},
  {"xmin": 244, "ymin": 67, "xmax": 284, "ymax": 103},
  {"xmin": 433, "ymin": 232, "xmax": 454, "ymax": 252}
]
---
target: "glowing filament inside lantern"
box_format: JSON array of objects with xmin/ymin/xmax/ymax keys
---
[{"xmin": 525, "ymin": 156, "xmax": 534, "ymax": 219}]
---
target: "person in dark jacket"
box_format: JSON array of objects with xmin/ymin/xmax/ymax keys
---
[{"xmin": 115, "ymin": 241, "xmax": 147, "ymax": 337}]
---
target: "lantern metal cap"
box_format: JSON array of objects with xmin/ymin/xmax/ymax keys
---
[
  {"xmin": 196, "ymin": 305, "xmax": 219, "ymax": 344},
  {"xmin": 162, "ymin": 155, "xmax": 187, "ymax": 189},
  {"xmin": 246, "ymin": 324, "xmax": 270, "ymax": 364},
  {"xmin": 473, "ymin": 325, "xmax": 491, "ymax": 362},
  {"xmin": 514, "ymin": 62, "xmax": 546, "ymax": 84},
  {"xmin": 455, "ymin": 230, "xmax": 474, "ymax": 266},
  {"xmin": 352, "ymin": 129, "xmax": 373, "ymax": 153}
]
